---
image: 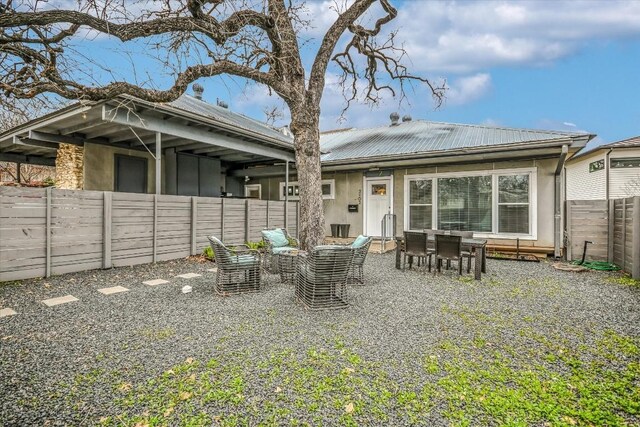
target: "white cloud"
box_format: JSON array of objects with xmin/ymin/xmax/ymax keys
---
[
  {"xmin": 444, "ymin": 73, "xmax": 492, "ymax": 106},
  {"xmin": 391, "ymin": 0, "xmax": 640, "ymax": 73}
]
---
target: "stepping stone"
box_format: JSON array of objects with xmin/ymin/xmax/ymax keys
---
[
  {"xmin": 207, "ymin": 268, "xmax": 218, "ymax": 273},
  {"xmin": 98, "ymin": 286, "xmax": 129, "ymax": 295},
  {"xmin": 42, "ymin": 295, "xmax": 79, "ymax": 307},
  {"xmin": 176, "ymin": 273, "xmax": 201, "ymax": 279},
  {"xmin": 143, "ymin": 279, "xmax": 170, "ymax": 286},
  {"xmin": 0, "ymin": 308, "xmax": 17, "ymax": 318}
]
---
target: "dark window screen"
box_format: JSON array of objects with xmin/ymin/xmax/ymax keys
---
[
  {"xmin": 115, "ymin": 155, "xmax": 147, "ymax": 194},
  {"xmin": 177, "ymin": 154, "xmax": 199, "ymax": 196}
]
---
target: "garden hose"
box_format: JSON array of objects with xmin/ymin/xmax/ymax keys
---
[{"xmin": 570, "ymin": 260, "xmax": 620, "ymax": 271}]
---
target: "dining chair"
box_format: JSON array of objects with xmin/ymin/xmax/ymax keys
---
[
  {"xmin": 403, "ymin": 231, "xmax": 430, "ymax": 271},
  {"xmin": 450, "ymin": 230, "xmax": 475, "ymax": 273},
  {"xmin": 434, "ymin": 234, "xmax": 463, "ymax": 275}
]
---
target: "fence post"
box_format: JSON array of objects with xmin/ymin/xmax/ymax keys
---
[
  {"xmin": 566, "ymin": 201, "xmax": 572, "ymax": 260},
  {"xmin": 45, "ymin": 187, "xmax": 52, "ymax": 278},
  {"xmin": 633, "ymin": 197, "xmax": 640, "ymax": 279},
  {"xmin": 221, "ymin": 198, "xmax": 225, "ymax": 241},
  {"xmin": 153, "ymin": 194, "xmax": 158, "ymax": 263},
  {"xmin": 266, "ymin": 200, "xmax": 270, "ymax": 228},
  {"xmin": 245, "ymin": 199, "xmax": 250, "ymax": 243},
  {"xmin": 103, "ymin": 192, "xmax": 112, "ymax": 269},
  {"xmin": 622, "ymin": 198, "xmax": 627, "ymax": 269},
  {"xmin": 608, "ymin": 199, "xmax": 614, "ymax": 264},
  {"xmin": 191, "ymin": 197, "xmax": 197, "ymax": 255}
]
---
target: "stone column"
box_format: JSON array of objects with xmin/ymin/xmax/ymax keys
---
[{"xmin": 55, "ymin": 143, "xmax": 84, "ymax": 190}]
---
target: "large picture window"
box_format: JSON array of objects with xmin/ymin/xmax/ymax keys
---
[
  {"xmin": 405, "ymin": 169, "xmax": 535, "ymax": 237},
  {"xmin": 437, "ymin": 176, "xmax": 492, "ymax": 232}
]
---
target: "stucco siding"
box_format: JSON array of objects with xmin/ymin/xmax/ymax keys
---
[
  {"xmin": 566, "ymin": 153, "xmax": 606, "ymax": 200},
  {"xmin": 83, "ymin": 143, "xmax": 161, "ymax": 193}
]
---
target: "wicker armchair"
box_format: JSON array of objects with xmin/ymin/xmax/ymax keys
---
[
  {"xmin": 348, "ymin": 235, "xmax": 373, "ymax": 284},
  {"xmin": 261, "ymin": 228, "xmax": 299, "ymax": 273},
  {"xmin": 295, "ymin": 246, "xmax": 355, "ymax": 310},
  {"xmin": 450, "ymin": 230, "xmax": 475, "ymax": 273},
  {"xmin": 207, "ymin": 236, "xmax": 262, "ymax": 296}
]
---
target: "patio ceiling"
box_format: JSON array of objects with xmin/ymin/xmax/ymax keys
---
[{"xmin": 0, "ymin": 96, "xmax": 295, "ymax": 166}]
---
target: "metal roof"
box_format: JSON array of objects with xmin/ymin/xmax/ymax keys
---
[
  {"xmin": 319, "ymin": 120, "xmax": 591, "ymax": 163},
  {"xmin": 571, "ymin": 135, "xmax": 640, "ymax": 159},
  {"xmin": 166, "ymin": 95, "xmax": 292, "ymax": 145}
]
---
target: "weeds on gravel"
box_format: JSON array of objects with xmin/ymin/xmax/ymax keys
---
[
  {"xmin": 88, "ymin": 327, "xmax": 639, "ymax": 427},
  {"xmin": 607, "ymin": 275, "xmax": 640, "ymax": 288},
  {"xmin": 138, "ymin": 327, "xmax": 176, "ymax": 340}
]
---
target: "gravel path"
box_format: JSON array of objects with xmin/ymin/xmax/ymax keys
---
[{"xmin": 1, "ymin": 254, "xmax": 639, "ymax": 426}]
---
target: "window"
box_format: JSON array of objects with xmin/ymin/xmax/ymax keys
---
[
  {"xmin": 611, "ymin": 158, "xmax": 640, "ymax": 168},
  {"xmin": 589, "ymin": 159, "xmax": 604, "ymax": 172},
  {"xmin": 244, "ymin": 184, "xmax": 261, "ymax": 199},
  {"xmin": 498, "ymin": 175, "xmax": 529, "ymax": 234},
  {"xmin": 408, "ymin": 179, "xmax": 432, "ymax": 230},
  {"xmin": 114, "ymin": 154, "xmax": 147, "ymax": 194},
  {"xmin": 438, "ymin": 176, "xmax": 492, "ymax": 232},
  {"xmin": 405, "ymin": 169, "xmax": 535, "ymax": 237},
  {"xmin": 371, "ymin": 184, "xmax": 387, "ymax": 195},
  {"xmin": 279, "ymin": 179, "xmax": 335, "ymax": 200}
]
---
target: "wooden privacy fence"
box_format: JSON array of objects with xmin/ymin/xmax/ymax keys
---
[
  {"xmin": 0, "ymin": 187, "xmax": 298, "ymax": 281},
  {"xmin": 566, "ymin": 197, "xmax": 640, "ymax": 278}
]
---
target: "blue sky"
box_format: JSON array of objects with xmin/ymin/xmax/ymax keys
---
[{"xmin": 57, "ymin": 0, "xmax": 640, "ymax": 148}]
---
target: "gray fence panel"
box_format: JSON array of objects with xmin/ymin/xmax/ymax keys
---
[
  {"xmin": 0, "ymin": 187, "xmax": 47, "ymax": 281},
  {"xmin": 566, "ymin": 200, "xmax": 609, "ymax": 261},
  {"xmin": 0, "ymin": 188, "xmax": 299, "ymax": 281}
]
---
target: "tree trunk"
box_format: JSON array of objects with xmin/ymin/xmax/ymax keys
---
[{"xmin": 290, "ymin": 105, "xmax": 325, "ymax": 250}]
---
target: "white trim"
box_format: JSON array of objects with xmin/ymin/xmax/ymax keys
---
[
  {"xmin": 278, "ymin": 179, "xmax": 335, "ymax": 200},
  {"xmin": 244, "ymin": 184, "xmax": 261, "ymax": 199},
  {"xmin": 363, "ymin": 175, "xmax": 394, "ymax": 236},
  {"xmin": 403, "ymin": 167, "xmax": 538, "ymax": 240}
]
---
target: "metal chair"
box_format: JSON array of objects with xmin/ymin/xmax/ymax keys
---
[
  {"xmin": 403, "ymin": 231, "xmax": 430, "ymax": 271},
  {"xmin": 261, "ymin": 228, "xmax": 299, "ymax": 273},
  {"xmin": 434, "ymin": 234, "xmax": 463, "ymax": 275},
  {"xmin": 207, "ymin": 236, "xmax": 262, "ymax": 296},
  {"xmin": 348, "ymin": 236, "xmax": 373, "ymax": 284},
  {"xmin": 295, "ymin": 246, "xmax": 355, "ymax": 310},
  {"xmin": 450, "ymin": 230, "xmax": 475, "ymax": 273}
]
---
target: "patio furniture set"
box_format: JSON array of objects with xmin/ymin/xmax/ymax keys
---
[
  {"xmin": 207, "ymin": 230, "xmax": 373, "ymax": 310},
  {"xmin": 395, "ymin": 230, "xmax": 488, "ymax": 280}
]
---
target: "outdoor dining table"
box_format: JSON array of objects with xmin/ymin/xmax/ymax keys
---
[{"xmin": 394, "ymin": 234, "xmax": 488, "ymax": 280}]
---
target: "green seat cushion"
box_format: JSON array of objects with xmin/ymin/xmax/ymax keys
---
[
  {"xmin": 230, "ymin": 254, "xmax": 260, "ymax": 267},
  {"xmin": 272, "ymin": 246, "xmax": 297, "ymax": 254},
  {"xmin": 351, "ymin": 235, "xmax": 369, "ymax": 248},
  {"xmin": 262, "ymin": 229, "xmax": 289, "ymax": 247}
]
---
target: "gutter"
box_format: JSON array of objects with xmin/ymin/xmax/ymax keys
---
[{"xmin": 605, "ymin": 148, "xmax": 612, "ymax": 200}]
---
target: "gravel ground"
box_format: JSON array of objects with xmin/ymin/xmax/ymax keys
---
[{"xmin": 1, "ymin": 254, "xmax": 639, "ymax": 426}]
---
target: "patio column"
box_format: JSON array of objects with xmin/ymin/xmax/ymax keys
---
[
  {"xmin": 284, "ymin": 160, "xmax": 289, "ymax": 229},
  {"xmin": 155, "ymin": 132, "xmax": 161, "ymax": 195}
]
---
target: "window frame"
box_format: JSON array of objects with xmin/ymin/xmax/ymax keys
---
[
  {"xmin": 244, "ymin": 184, "xmax": 262, "ymax": 199},
  {"xmin": 404, "ymin": 168, "xmax": 537, "ymax": 239},
  {"xmin": 407, "ymin": 179, "xmax": 434, "ymax": 231},
  {"xmin": 279, "ymin": 179, "xmax": 335, "ymax": 201}
]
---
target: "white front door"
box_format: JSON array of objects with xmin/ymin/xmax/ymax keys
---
[{"xmin": 365, "ymin": 178, "xmax": 392, "ymax": 237}]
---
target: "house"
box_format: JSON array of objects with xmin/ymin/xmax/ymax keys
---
[
  {"xmin": 0, "ymin": 85, "xmax": 295, "ymax": 197},
  {"xmin": 1, "ymin": 90, "xmax": 595, "ymax": 258},
  {"xmin": 565, "ymin": 136, "xmax": 640, "ymax": 200},
  {"xmin": 245, "ymin": 114, "xmax": 594, "ymax": 257}
]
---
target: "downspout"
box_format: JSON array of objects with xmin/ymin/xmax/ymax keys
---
[{"xmin": 555, "ymin": 145, "xmax": 569, "ymax": 259}]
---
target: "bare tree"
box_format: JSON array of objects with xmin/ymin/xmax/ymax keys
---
[
  {"xmin": 0, "ymin": 97, "xmax": 56, "ymax": 185},
  {"xmin": 0, "ymin": 0, "xmax": 444, "ymax": 249}
]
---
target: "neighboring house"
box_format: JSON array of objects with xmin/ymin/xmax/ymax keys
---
[
  {"xmin": 247, "ymin": 114, "xmax": 593, "ymax": 257},
  {"xmin": 0, "ymin": 85, "xmax": 295, "ymax": 196},
  {"xmin": 565, "ymin": 136, "xmax": 640, "ymax": 200}
]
